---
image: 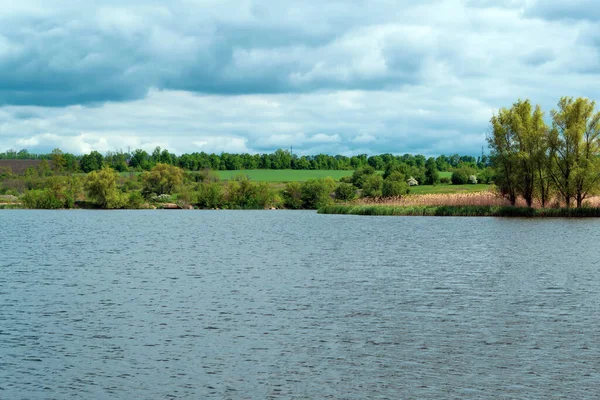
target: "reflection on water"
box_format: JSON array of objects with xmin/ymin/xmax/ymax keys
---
[{"xmin": 1, "ymin": 210, "xmax": 600, "ymax": 398}]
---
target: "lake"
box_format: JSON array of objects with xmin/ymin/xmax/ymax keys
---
[{"xmin": 1, "ymin": 210, "xmax": 600, "ymax": 399}]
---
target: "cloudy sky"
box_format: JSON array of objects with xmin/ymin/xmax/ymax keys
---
[{"xmin": 1, "ymin": 0, "xmax": 599, "ymax": 156}]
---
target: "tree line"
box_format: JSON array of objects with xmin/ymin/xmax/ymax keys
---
[
  {"xmin": 0, "ymin": 147, "xmax": 489, "ymax": 173},
  {"xmin": 488, "ymin": 97, "xmax": 600, "ymax": 208}
]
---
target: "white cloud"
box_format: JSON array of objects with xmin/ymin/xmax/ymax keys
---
[{"xmin": 1, "ymin": 0, "xmax": 600, "ymax": 156}]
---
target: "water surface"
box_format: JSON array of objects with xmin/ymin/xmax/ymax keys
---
[{"xmin": 1, "ymin": 210, "xmax": 600, "ymax": 398}]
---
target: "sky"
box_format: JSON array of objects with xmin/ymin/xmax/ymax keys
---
[{"xmin": 0, "ymin": 0, "xmax": 599, "ymax": 156}]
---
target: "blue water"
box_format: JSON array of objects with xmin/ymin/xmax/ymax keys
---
[{"xmin": 1, "ymin": 210, "xmax": 600, "ymax": 399}]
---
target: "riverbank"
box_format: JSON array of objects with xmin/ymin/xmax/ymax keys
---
[{"xmin": 318, "ymin": 205, "xmax": 600, "ymax": 217}]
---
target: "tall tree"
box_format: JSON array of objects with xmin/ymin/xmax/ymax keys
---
[
  {"xmin": 51, "ymin": 148, "xmax": 67, "ymax": 173},
  {"xmin": 425, "ymin": 157, "xmax": 440, "ymax": 185},
  {"xmin": 548, "ymin": 97, "xmax": 600, "ymax": 208},
  {"xmin": 489, "ymin": 99, "xmax": 550, "ymax": 207},
  {"xmin": 488, "ymin": 106, "xmax": 519, "ymax": 205}
]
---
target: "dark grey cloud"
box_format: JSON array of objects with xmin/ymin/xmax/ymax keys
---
[{"xmin": 0, "ymin": 0, "xmax": 443, "ymax": 106}]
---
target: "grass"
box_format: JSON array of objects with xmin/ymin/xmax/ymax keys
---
[
  {"xmin": 318, "ymin": 205, "xmax": 600, "ymax": 217},
  {"xmin": 409, "ymin": 183, "xmax": 490, "ymax": 195},
  {"xmin": 0, "ymin": 203, "xmax": 23, "ymax": 209},
  {"xmin": 439, "ymin": 171, "xmax": 452, "ymax": 179},
  {"xmin": 216, "ymin": 169, "xmax": 354, "ymax": 182}
]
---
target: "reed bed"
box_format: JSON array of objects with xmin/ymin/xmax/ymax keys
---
[
  {"xmin": 318, "ymin": 205, "xmax": 600, "ymax": 217},
  {"xmin": 357, "ymin": 192, "xmax": 600, "ymax": 209}
]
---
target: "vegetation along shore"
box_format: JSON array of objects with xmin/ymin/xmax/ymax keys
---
[{"xmin": 2, "ymin": 96, "xmax": 600, "ymax": 216}]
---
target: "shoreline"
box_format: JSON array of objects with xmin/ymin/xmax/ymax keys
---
[{"xmin": 317, "ymin": 205, "xmax": 600, "ymax": 218}]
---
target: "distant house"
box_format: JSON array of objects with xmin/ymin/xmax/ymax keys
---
[{"xmin": 0, "ymin": 160, "xmax": 53, "ymax": 175}]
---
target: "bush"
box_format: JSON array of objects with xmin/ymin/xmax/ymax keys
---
[
  {"xmin": 351, "ymin": 166, "xmax": 375, "ymax": 188},
  {"xmin": 225, "ymin": 177, "xmax": 257, "ymax": 209},
  {"xmin": 339, "ymin": 176, "xmax": 353, "ymax": 184},
  {"xmin": 127, "ymin": 192, "xmax": 146, "ymax": 209},
  {"xmin": 22, "ymin": 189, "xmax": 64, "ymax": 209},
  {"xmin": 335, "ymin": 183, "xmax": 357, "ymax": 201},
  {"xmin": 85, "ymin": 166, "xmax": 125, "ymax": 209},
  {"xmin": 440, "ymin": 176, "xmax": 451, "ymax": 184},
  {"xmin": 382, "ymin": 172, "xmax": 410, "ymax": 197},
  {"xmin": 383, "ymin": 163, "xmax": 404, "ymax": 179},
  {"xmin": 196, "ymin": 182, "xmax": 224, "ymax": 208},
  {"xmin": 468, "ymin": 175, "xmax": 478, "ymax": 184},
  {"xmin": 407, "ymin": 177, "xmax": 419, "ymax": 186},
  {"xmin": 150, "ymin": 194, "xmax": 172, "ymax": 203},
  {"xmin": 301, "ymin": 178, "xmax": 336, "ymax": 209},
  {"xmin": 282, "ymin": 182, "xmax": 303, "ymax": 209},
  {"xmin": 142, "ymin": 163, "xmax": 184, "ymax": 197},
  {"xmin": 186, "ymin": 169, "xmax": 220, "ymax": 184},
  {"xmin": 253, "ymin": 182, "xmax": 278, "ymax": 209},
  {"xmin": 451, "ymin": 170, "xmax": 469, "ymax": 185},
  {"xmin": 477, "ymin": 168, "xmax": 494, "ymax": 184},
  {"xmin": 361, "ymin": 174, "xmax": 383, "ymax": 198}
]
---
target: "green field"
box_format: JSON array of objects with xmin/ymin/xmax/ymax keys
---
[
  {"xmin": 409, "ymin": 184, "xmax": 491, "ymax": 195},
  {"xmin": 439, "ymin": 171, "xmax": 452, "ymax": 179},
  {"xmin": 216, "ymin": 169, "xmax": 354, "ymax": 182}
]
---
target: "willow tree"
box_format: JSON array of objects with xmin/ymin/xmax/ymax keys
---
[
  {"xmin": 488, "ymin": 99, "xmax": 549, "ymax": 206},
  {"xmin": 85, "ymin": 166, "xmax": 123, "ymax": 209},
  {"xmin": 548, "ymin": 97, "xmax": 600, "ymax": 208},
  {"xmin": 489, "ymin": 107, "xmax": 519, "ymax": 205}
]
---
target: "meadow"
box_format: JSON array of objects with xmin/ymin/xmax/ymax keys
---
[{"xmin": 216, "ymin": 169, "xmax": 354, "ymax": 182}]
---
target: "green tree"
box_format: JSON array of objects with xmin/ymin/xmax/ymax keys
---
[
  {"xmin": 425, "ymin": 157, "xmax": 440, "ymax": 185},
  {"xmin": 282, "ymin": 182, "xmax": 303, "ymax": 209},
  {"xmin": 51, "ymin": 148, "xmax": 66, "ymax": 173},
  {"xmin": 351, "ymin": 166, "xmax": 375, "ymax": 188},
  {"xmin": 142, "ymin": 163, "xmax": 184, "ymax": 197},
  {"xmin": 334, "ymin": 182, "xmax": 357, "ymax": 201},
  {"xmin": 80, "ymin": 151, "xmax": 104, "ymax": 173},
  {"xmin": 85, "ymin": 166, "xmax": 124, "ymax": 209},
  {"xmin": 362, "ymin": 174, "xmax": 383, "ymax": 198},
  {"xmin": 382, "ymin": 172, "xmax": 409, "ymax": 197},
  {"xmin": 196, "ymin": 182, "xmax": 224, "ymax": 208},
  {"xmin": 548, "ymin": 97, "xmax": 600, "ymax": 207},
  {"xmin": 488, "ymin": 107, "xmax": 520, "ymax": 204},
  {"xmin": 301, "ymin": 178, "xmax": 335, "ymax": 209}
]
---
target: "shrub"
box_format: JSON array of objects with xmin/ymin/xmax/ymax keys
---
[
  {"xmin": 253, "ymin": 182, "xmax": 278, "ymax": 209},
  {"xmin": 22, "ymin": 189, "xmax": 64, "ymax": 209},
  {"xmin": 150, "ymin": 194, "xmax": 172, "ymax": 203},
  {"xmin": 383, "ymin": 163, "xmax": 404, "ymax": 179},
  {"xmin": 362, "ymin": 174, "xmax": 383, "ymax": 198},
  {"xmin": 335, "ymin": 183, "xmax": 357, "ymax": 201},
  {"xmin": 225, "ymin": 177, "xmax": 257, "ymax": 209},
  {"xmin": 477, "ymin": 168, "xmax": 494, "ymax": 184},
  {"xmin": 468, "ymin": 175, "xmax": 478, "ymax": 184},
  {"xmin": 196, "ymin": 182, "xmax": 224, "ymax": 208},
  {"xmin": 0, "ymin": 166, "xmax": 13, "ymax": 180},
  {"xmin": 440, "ymin": 177, "xmax": 451, "ymax": 184},
  {"xmin": 383, "ymin": 172, "xmax": 410, "ymax": 197},
  {"xmin": 85, "ymin": 166, "xmax": 125, "ymax": 209},
  {"xmin": 127, "ymin": 192, "xmax": 146, "ymax": 209},
  {"xmin": 142, "ymin": 163, "xmax": 184, "ymax": 197},
  {"xmin": 186, "ymin": 169, "xmax": 220, "ymax": 184},
  {"xmin": 407, "ymin": 177, "xmax": 419, "ymax": 186},
  {"xmin": 351, "ymin": 166, "xmax": 375, "ymax": 188},
  {"xmin": 282, "ymin": 182, "xmax": 303, "ymax": 209},
  {"xmin": 425, "ymin": 158, "xmax": 440, "ymax": 185},
  {"xmin": 301, "ymin": 178, "xmax": 336, "ymax": 209},
  {"xmin": 339, "ymin": 176, "xmax": 353, "ymax": 184},
  {"xmin": 451, "ymin": 170, "xmax": 469, "ymax": 185}
]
